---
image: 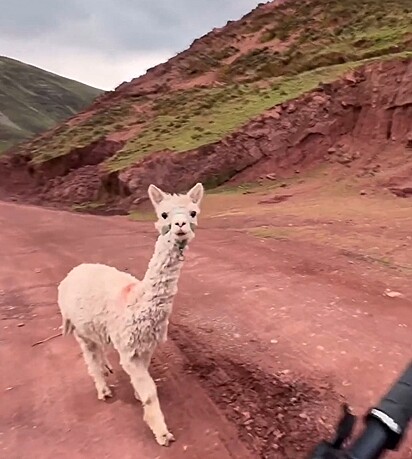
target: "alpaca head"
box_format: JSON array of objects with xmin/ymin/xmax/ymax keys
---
[{"xmin": 148, "ymin": 183, "xmax": 204, "ymax": 247}]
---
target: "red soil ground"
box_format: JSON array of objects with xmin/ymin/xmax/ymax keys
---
[{"xmin": 0, "ymin": 196, "xmax": 411, "ymax": 458}]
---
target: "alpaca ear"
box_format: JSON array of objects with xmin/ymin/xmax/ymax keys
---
[
  {"xmin": 187, "ymin": 182, "xmax": 204, "ymax": 204},
  {"xmin": 148, "ymin": 184, "xmax": 166, "ymax": 206}
]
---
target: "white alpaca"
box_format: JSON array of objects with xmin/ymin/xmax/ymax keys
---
[{"xmin": 57, "ymin": 183, "xmax": 204, "ymax": 446}]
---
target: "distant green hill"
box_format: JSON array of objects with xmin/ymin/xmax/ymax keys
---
[{"xmin": 0, "ymin": 56, "xmax": 103, "ymax": 152}]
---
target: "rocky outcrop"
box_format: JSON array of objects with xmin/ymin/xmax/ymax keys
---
[
  {"xmin": 389, "ymin": 185, "xmax": 412, "ymax": 197},
  {"xmin": 89, "ymin": 57, "xmax": 412, "ymax": 207},
  {"xmin": 32, "ymin": 138, "xmax": 125, "ymax": 183}
]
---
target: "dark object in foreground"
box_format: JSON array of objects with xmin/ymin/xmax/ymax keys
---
[{"xmin": 308, "ymin": 360, "xmax": 412, "ymax": 459}]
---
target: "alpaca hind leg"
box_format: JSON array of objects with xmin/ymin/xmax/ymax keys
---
[
  {"xmin": 75, "ymin": 333, "xmax": 112, "ymax": 400},
  {"xmin": 120, "ymin": 353, "xmax": 174, "ymax": 446}
]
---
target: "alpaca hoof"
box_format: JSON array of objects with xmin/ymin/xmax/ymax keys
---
[
  {"xmin": 97, "ymin": 386, "xmax": 113, "ymax": 400},
  {"xmin": 103, "ymin": 363, "xmax": 113, "ymax": 377},
  {"xmin": 156, "ymin": 431, "xmax": 175, "ymax": 446},
  {"xmin": 105, "ymin": 363, "xmax": 114, "ymax": 374}
]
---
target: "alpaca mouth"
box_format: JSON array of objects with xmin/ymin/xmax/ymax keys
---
[{"xmin": 176, "ymin": 230, "xmax": 187, "ymax": 237}]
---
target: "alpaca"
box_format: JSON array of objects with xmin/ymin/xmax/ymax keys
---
[{"xmin": 57, "ymin": 182, "xmax": 204, "ymax": 446}]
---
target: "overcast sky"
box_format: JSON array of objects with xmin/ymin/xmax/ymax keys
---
[{"xmin": 0, "ymin": 0, "xmax": 261, "ymax": 90}]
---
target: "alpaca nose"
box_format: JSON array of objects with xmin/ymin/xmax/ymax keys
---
[{"xmin": 175, "ymin": 221, "xmax": 186, "ymax": 228}]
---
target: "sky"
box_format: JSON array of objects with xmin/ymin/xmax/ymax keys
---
[{"xmin": 0, "ymin": 0, "xmax": 262, "ymax": 90}]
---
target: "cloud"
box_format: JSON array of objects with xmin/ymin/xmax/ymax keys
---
[{"xmin": 0, "ymin": 0, "xmax": 261, "ymax": 90}]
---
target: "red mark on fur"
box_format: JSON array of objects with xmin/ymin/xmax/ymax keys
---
[{"xmin": 118, "ymin": 283, "xmax": 135, "ymax": 307}]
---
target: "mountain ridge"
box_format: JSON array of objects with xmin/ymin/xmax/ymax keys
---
[{"xmin": 0, "ymin": 56, "xmax": 103, "ymax": 152}]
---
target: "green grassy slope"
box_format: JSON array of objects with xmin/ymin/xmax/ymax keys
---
[
  {"xmin": 0, "ymin": 56, "xmax": 103, "ymax": 152},
  {"xmin": 9, "ymin": 0, "xmax": 412, "ymax": 167},
  {"xmin": 220, "ymin": 0, "xmax": 412, "ymax": 80}
]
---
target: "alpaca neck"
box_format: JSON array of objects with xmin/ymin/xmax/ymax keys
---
[{"xmin": 141, "ymin": 234, "xmax": 185, "ymax": 310}]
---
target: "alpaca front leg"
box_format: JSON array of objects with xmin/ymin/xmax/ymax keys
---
[
  {"xmin": 133, "ymin": 351, "xmax": 153, "ymax": 402},
  {"xmin": 159, "ymin": 320, "xmax": 169, "ymax": 343},
  {"xmin": 120, "ymin": 354, "xmax": 174, "ymax": 446},
  {"xmin": 75, "ymin": 333, "xmax": 112, "ymax": 400},
  {"xmin": 101, "ymin": 350, "xmax": 114, "ymax": 376}
]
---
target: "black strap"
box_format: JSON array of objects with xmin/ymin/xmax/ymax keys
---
[{"xmin": 331, "ymin": 404, "xmax": 357, "ymax": 449}]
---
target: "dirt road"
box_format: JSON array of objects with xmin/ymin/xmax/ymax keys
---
[{"xmin": 0, "ymin": 201, "xmax": 411, "ymax": 459}]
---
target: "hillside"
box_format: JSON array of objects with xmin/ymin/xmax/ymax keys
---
[
  {"xmin": 1, "ymin": 0, "xmax": 412, "ymax": 210},
  {"xmin": 0, "ymin": 56, "xmax": 103, "ymax": 152}
]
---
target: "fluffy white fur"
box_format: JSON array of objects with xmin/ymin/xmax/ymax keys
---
[{"xmin": 57, "ymin": 183, "xmax": 204, "ymax": 446}]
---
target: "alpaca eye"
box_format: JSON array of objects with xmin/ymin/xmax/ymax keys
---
[
  {"xmin": 190, "ymin": 211, "xmax": 197, "ymax": 218},
  {"xmin": 161, "ymin": 212, "xmax": 168, "ymax": 219}
]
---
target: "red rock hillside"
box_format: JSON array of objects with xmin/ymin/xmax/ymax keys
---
[{"xmin": 0, "ymin": 0, "xmax": 411, "ymax": 211}]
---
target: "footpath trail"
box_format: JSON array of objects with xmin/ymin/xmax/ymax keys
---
[{"xmin": 0, "ymin": 201, "xmax": 411, "ymax": 459}]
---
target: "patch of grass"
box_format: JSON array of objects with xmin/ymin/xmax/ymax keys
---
[
  {"xmin": 210, "ymin": 46, "xmax": 239, "ymax": 61},
  {"xmin": 71, "ymin": 201, "xmax": 105, "ymax": 212},
  {"xmin": 181, "ymin": 46, "xmax": 239, "ymax": 76},
  {"xmin": 285, "ymin": 26, "xmax": 412, "ymax": 75},
  {"xmin": 27, "ymin": 102, "xmax": 133, "ymax": 163},
  {"xmin": 207, "ymin": 184, "xmax": 248, "ymax": 194},
  {"xmin": 249, "ymin": 227, "xmax": 291, "ymax": 240},
  {"xmin": 128, "ymin": 210, "xmax": 156, "ymax": 221},
  {"xmin": 341, "ymin": 250, "xmax": 412, "ymax": 273},
  {"xmin": 0, "ymin": 140, "xmax": 15, "ymax": 154},
  {"xmin": 207, "ymin": 182, "xmax": 267, "ymax": 195}
]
